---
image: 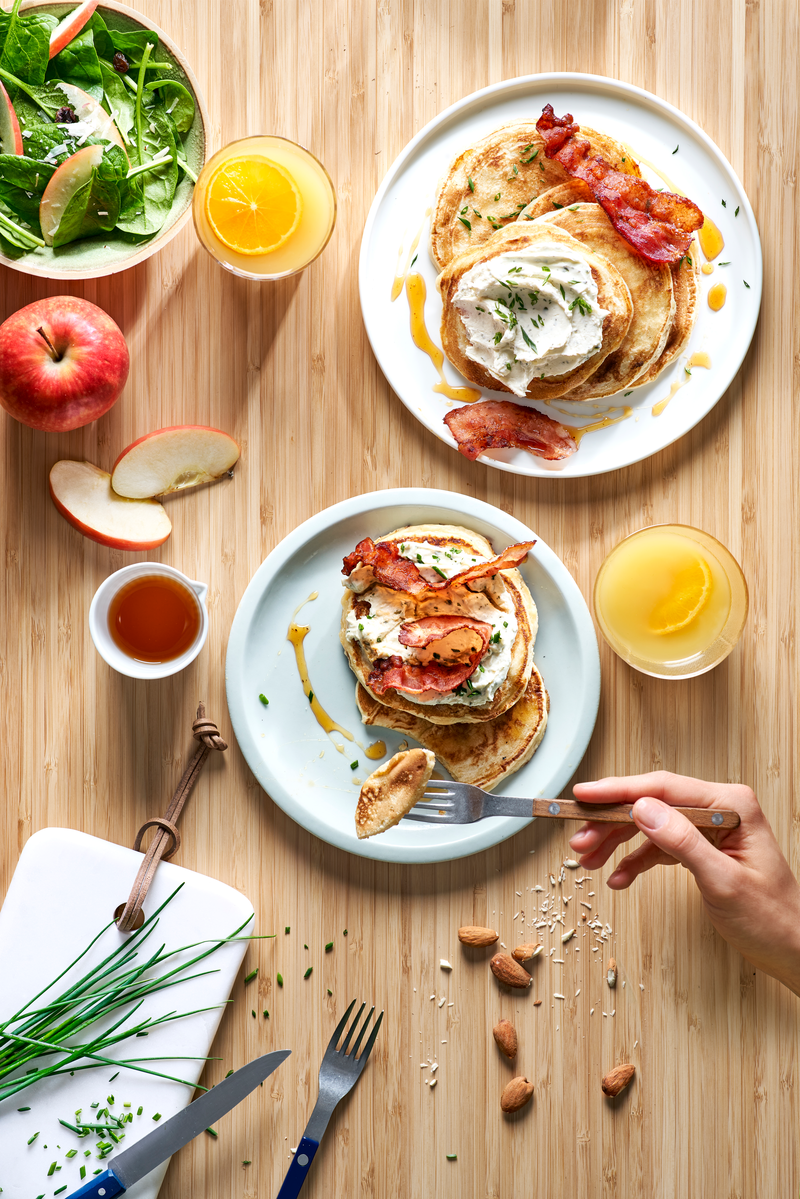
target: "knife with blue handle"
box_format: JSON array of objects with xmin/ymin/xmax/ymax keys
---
[{"xmin": 65, "ymin": 1049, "xmax": 290, "ymax": 1198}]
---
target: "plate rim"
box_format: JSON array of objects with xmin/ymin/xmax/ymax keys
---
[
  {"xmin": 358, "ymin": 70, "xmax": 763, "ymax": 479},
  {"xmin": 225, "ymin": 486, "xmax": 601, "ymax": 864}
]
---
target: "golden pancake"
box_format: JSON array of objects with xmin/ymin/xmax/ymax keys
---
[
  {"xmin": 532, "ymin": 203, "xmax": 674, "ymax": 400},
  {"xmin": 437, "ymin": 222, "xmax": 633, "ymax": 403},
  {"xmin": 355, "ymin": 748, "xmax": 435, "ymax": 838},
  {"xmin": 355, "ymin": 664, "xmax": 549, "ymax": 793},
  {"xmin": 431, "ymin": 122, "xmax": 638, "ymax": 270},
  {"xmin": 340, "ymin": 524, "xmax": 537, "ymax": 724}
]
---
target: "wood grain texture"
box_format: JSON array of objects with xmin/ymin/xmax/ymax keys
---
[{"xmin": 0, "ymin": 1, "xmax": 798, "ymax": 1197}]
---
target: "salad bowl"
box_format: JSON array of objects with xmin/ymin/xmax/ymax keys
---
[{"xmin": 0, "ymin": 0, "xmax": 208, "ymax": 278}]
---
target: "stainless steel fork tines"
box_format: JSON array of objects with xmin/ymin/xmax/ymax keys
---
[{"xmin": 276, "ymin": 999, "xmax": 384, "ymax": 1199}]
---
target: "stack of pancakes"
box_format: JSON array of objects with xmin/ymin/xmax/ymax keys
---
[
  {"xmin": 431, "ymin": 121, "xmax": 696, "ymax": 403},
  {"xmin": 341, "ymin": 524, "xmax": 549, "ymax": 792}
]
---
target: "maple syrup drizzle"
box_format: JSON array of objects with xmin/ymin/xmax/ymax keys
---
[
  {"xmin": 652, "ymin": 379, "xmax": 687, "ymax": 416},
  {"xmin": 568, "ymin": 406, "xmax": 633, "ymax": 445},
  {"xmin": 391, "ymin": 207, "xmax": 432, "ymax": 301},
  {"xmin": 287, "ymin": 593, "xmax": 353, "ymax": 751},
  {"xmin": 708, "ymin": 283, "xmax": 727, "ymax": 311},
  {"xmin": 406, "ymin": 272, "xmax": 482, "ymax": 403},
  {"xmin": 701, "ymin": 263, "xmax": 714, "ymax": 275},
  {"xmin": 699, "ymin": 215, "xmax": 724, "ymax": 261},
  {"xmin": 365, "ymin": 740, "xmax": 387, "ymax": 760}
]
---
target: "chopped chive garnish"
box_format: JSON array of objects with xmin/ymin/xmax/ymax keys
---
[
  {"xmin": 80, "ymin": 1167, "xmax": 86, "ymax": 1180},
  {"xmin": 735, "ymin": 205, "xmax": 740, "ymax": 216},
  {"xmin": 468, "ymin": 176, "xmax": 474, "ymax": 192},
  {"xmin": 325, "ymin": 941, "xmax": 333, "ymax": 952},
  {"xmin": 225, "ymin": 1070, "xmax": 234, "ymax": 1078},
  {"xmin": 721, "ymin": 198, "xmax": 727, "ymax": 207},
  {"xmin": 343, "ymin": 929, "xmax": 348, "ymax": 936},
  {"xmin": 285, "ymin": 926, "xmax": 290, "ymax": 934},
  {"xmin": 47, "ymin": 1163, "xmax": 57, "ymax": 1177},
  {"xmin": 251, "ymin": 1010, "xmax": 256, "ymax": 1018},
  {"xmin": 263, "ymin": 1009, "xmax": 269, "ymax": 1018},
  {"xmin": 54, "ymin": 1188, "xmax": 67, "ymax": 1196},
  {"xmin": 206, "ymin": 1127, "xmax": 218, "ymax": 1138},
  {"xmin": 327, "ymin": 988, "xmax": 333, "ymax": 996},
  {"xmin": 152, "ymin": 1113, "xmax": 162, "ymax": 1122},
  {"xmin": 307, "ymin": 691, "xmax": 314, "ymax": 702},
  {"xmin": 410, "ymin": 253, "xmax": 417, "ymax": 267},
  {"xmin": 28, "ymin": 1132, "xmax": 39, "ymax": 1144},
  {"xmin": 743, "ymin": 280, "xmax": 750, "ymax": 288},
  {"xmin": 17, "ymin": 1106, "xmax": 30, "ymax": 1111},
  {"xmin": 446, "ymin": 1153, "xmax": 458, "ymax": 1160},
  {"xmin": 244, "ymin": 968, "xmax": 259, "ymax": 984},
  {"xmin": 458, "ymin": 216, "xmax": 471, "ymax": 231},
  {"xmin": 304, "ymin": 967, "xmax": 313, "ymax": 979},
  {"xmin": 137, "ymin": 1107, "xmax": 143, "ymax": 1116},
  {"xmin": 350, "ymin": 760, "xmax": 359, "ymax": 770},
  {"xmin": 259, "ymin": 693, "xmax": 269, "ymax": 706},
  {"xmin": 243, "ymin": 1160, "xmax": 252, "ymax": 1166},
  {"xmin": 66, "ymin": 1150, "xmax": 77, "ymax": 1159},
  {"xmin": 277, "ymin": 973, "xmax": 283, "ymax": 986},
  {"xmin": 672, "ymin": 144, "xmax": 679, "ymax": 154}
]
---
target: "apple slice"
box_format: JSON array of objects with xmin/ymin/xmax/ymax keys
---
[
  {"xmin": 50, "ymin": 461, "xmax": 172, "ymax": 550},
  {"xmin": 111, "ymin": 426, "xmax": 241, "ymax": 499},
  {"xmin": 0, "ymin": 80, "xmax": 22, "ymax": 155},
  {"xmin": 53, "ymin": 81, "xmax": 126, "ymax": 154},
  {"xmin": 39, "ymin": 143, "xmax": 104, "ymax": 245},
  {"xmin": 49, "ymin": 0, "xmax": 100, "ymax": 58}
]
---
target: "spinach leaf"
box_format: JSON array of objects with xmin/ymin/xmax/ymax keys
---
[
  {"xmin": 0, "ymin": 67, "xmax": 66, "ymax": 118},
  {"xmin": 47, "ymin": 26, "xmax": 103, "ymax": 93},
  {"xmin": 0, "ymin": 12, "xmax": 56, "ymax": 88},
  {"xmin": 85, "ymin": 12, "xmax": 114, "ymax": 61},
  {"xmin": 118, "ymin": 106, "xmax": 177, "ymax": 236},
  {"xmin": 97, "ymin": 143, "xmax": 128, "ymax": 182},
  {"xmin": 0, "ymin": 152, "xmax": 53, "ymax": 190},
  {"xmin": 86, "ymin": 13, "xmax": 160, "ymax": 66},
  {"xmin": 100, "ymin": 62, "xmax": 134, "ymax": 144},
  {"xmin": 145, "ymin": 79, "xmax": 195, "ymax": 134},
  {"xmin": 0, "ymin": 199, "xmax": 43, "ymax": 248},
  {"xmin": 17, "ymin": 122, "xmax": 79, "ymax": 163},
  {"xmin": 0, "ymin": 178, "xmax": 42, "ymax": 225},
  {"xmin": 52, "ymin": 167, "xmax": 119, "ymax": 247}
]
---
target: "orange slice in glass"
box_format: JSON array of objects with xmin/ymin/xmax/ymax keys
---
[
  {"xmin": 649, "ymin": 555, "xmax": 712, "ymax": 634},
  {"xmin": 204, "ymin": 155, "xmax": 302, "ymax": 256}
]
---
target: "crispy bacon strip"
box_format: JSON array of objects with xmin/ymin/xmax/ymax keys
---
[
  {"xmin": 368, "ymin": 638, "xmax": 488, "ymax": 697},
  {"xmin": 343, "ymin": 537, "xmax": 536, "ymax": 592},
  {"xmin": 445, "ymin": 400, "xmax": 577, "ymax": 462},
  {"xmin": 536, "ymin": 104, "xmax": 703, "ymax": 265},
  {"xmin": 342, "ymin": 537, "xmax": 429, "ymax": 595},
  {"xmin": 397, "ymin": 615, "xmax": 492, "ymax": 652}
]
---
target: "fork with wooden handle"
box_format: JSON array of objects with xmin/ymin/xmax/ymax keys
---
[{"xmin": 402, "ymin": 781, "xmax": 740, "ymax": 829}]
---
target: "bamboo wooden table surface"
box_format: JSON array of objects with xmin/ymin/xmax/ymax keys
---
[{"xmin": 1, "ymin": 1, "xmax": 798, "ymax": 1196}]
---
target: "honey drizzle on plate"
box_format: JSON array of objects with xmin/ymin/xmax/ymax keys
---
[
  {"xmin": 287, "ymin": 592, "xmax": 387, "ymax": 764},
  {"xmin": 652, "ymin": 379, "xmax": 687, "ymax": 416},
  {"xmin": 405, "ymin": 273, "xmax": 482, "ymax": 403},
  {"xmin": 699, "ymin": 216, "xmax": 724, "ymax": 261},
  {"xmin": 688, "ymin": 351, "xmax": 712, "ymax": 369},
  {"xmin": 287, "ymin": 592, "xmax": 353, "ymax": 751},
  {"xmin": 566, "ymin": 406, "xmax": 634, "ymax": 445},
  {"xmin": 391, "ymin": 208, "xmax": 432, "ymax": 301},
  {"xmin": 707, "ymin": 282, "xmax": 727, "ymax": 311}
]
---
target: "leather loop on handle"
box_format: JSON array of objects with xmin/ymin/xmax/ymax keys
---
[{"xmin": 115, "ymin": 702, "xmax": 227, "ymax": 932}]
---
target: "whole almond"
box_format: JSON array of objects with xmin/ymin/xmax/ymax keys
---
[
  {"xmin": 601, "ymin": 1063, "xmax": 635, "ymax": 1097},
  {"xmin": 490, "ymin": 952, "xmax": 531, "ymax": 988},
  {"xmin": 492, "ymin": 1019, "xmax": 517, "ymax": 1059},
  {"xmin": 501, "ymin": 1075, "xmax": 534, "ymax": 1112},
  {"xmin": 607, "ymin": 957, "xmax": 617, "ymax": 988},
  {"xmin": 458, "ymin": 926, "xmax": 499, "ymax": 947},
  {"xmin": 512, "ymin": 942, "xmax": 543, "ymax": 963}
]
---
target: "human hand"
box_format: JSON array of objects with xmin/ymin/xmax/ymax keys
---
[{"xmin": 568, "ymin": 772, "xmax": 800, "ymax": 996}]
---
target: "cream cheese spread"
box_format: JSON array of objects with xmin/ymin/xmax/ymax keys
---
[
  {"xmin": 453, "ymin": 245, "xmax": 608, "ymax": 396},
  {"xmin": 344, "ymin": 541, "xmax": 519, "ymax": 708}
]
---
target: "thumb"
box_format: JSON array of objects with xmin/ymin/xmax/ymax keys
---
[{"xmin": 632, "ymin": 797, "xmax": 722, "ymax": 886}]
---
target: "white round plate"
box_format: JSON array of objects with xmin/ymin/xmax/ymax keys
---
[
  {"xmin": 226, "ymin": 489, "xmax": 600, "ymax": 863},
  {"xmin": 359, "ymin": 73, "xmax": 762, "ymax": 478}
]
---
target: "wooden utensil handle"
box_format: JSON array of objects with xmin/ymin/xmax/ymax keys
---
[{"xmin": 531, "ymin": 798, "xmax": 740, "ymax": 830}]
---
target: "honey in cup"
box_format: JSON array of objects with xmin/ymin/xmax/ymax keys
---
[
  {"xmin": 108, "ymin": 574, "xmax": 201, "ymax": 664},
  {"xmin": 192, "ymin": 135, "xmax": 336, "ymax": 280},
  {"xmin": 593, "ymin": 525, "xmax": 748, "ymax": 678}
]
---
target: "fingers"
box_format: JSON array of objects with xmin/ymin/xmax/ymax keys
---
[
  {"xmin": 569, "ymin": 820, "xmax": 638, "ymax": 862},
  {"xmin": 573, "ymin": 771, "xmax": 757, "ymax": 813},
  {"xmin": 606, "ymin": 841, "xmax": 677, "ymax": 888},
  {"xmin": 629, "ymin": 797, "xmax": 727, "ymax": 889}
]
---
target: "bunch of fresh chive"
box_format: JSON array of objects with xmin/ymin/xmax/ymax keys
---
[{"xmin": 0, "ymin": 884, "xmax": 271, "ymax": 1104}]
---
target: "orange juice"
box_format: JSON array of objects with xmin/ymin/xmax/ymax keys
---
[
  {"xmin": 594, "ymin": 525, "xmax": 748, "ymax": 678},
  {"xmin": 193, "ymin": 136, "xmax": 336, "ymax": 279}
]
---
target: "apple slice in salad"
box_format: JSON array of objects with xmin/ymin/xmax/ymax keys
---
[
  {"xmin": 0, "ymin": 80, "xmax": 23, "ymax": 155},
  {"xmin": 39, "ymin": 143, "xmax": 120, "ymax": 246},
  {"xmin": 48, "ymin": 0, "xmax": 99, "ymax": 59}
]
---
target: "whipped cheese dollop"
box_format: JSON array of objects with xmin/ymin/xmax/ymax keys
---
[
  {"xmin": 344, "ymin": 542, "xmax": 518, "ymax": 708},
  {"xmin": 454, "ymin": 245, "xmax": 608, "ymax": 396}
]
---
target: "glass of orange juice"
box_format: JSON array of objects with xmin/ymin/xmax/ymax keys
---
[
  {"xmin": 593, "ymin": 524, "xmax": 748, "ymax": 679},
  {"xmin": 192, "ymin": 136, "xmax": 336, "ymax": 280}
]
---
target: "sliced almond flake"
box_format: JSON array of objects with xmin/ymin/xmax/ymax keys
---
[
  {"xmin": 553, "ymin": 958, "xmax": 565, "ymax": 964},
  {"xmin": 430, "ymin": 1063, "xmax": 438, "ymax": 1072},
  {"xmin": 516, "ymin": 891, "xmax": 522, "ymax": 896},
  {"xmin": 639, "ymin": 983, "xmax": 645, "ymax": 991},
  {"xmin": 575, "ymin": 989, "xmax": 580, "ymax": 996},
  {"xmin": 590, "ymin": 1007, "xmax": 594, "ymax": 1015},
  {"xmin": 580, "ymin": 902, "xmax": 592, "ymax": 909},
  {"xmin": 438, "ymin": 998, "xmax": 446, "ymax": 1008},
  {"xmin": 633, "ymin": 1040, "xmax": 638, "ymax": 1049},
  {"xmin": 440, "ymin": 959, "xmax": 452, "ymax": 971},
  {"xmin": 611, "ymin": 1009, "xmax": 615, "ymax": 1016},
  {"xmin": 554, "ymin": 993, "xmax": 566, "ymax": 1000},
  {"xmin": 533, "ymin": 885, "xmax": 544, "ymax": 892}
]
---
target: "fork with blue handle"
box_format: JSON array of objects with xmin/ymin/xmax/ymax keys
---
[{"xmin": 276, "ymin": 999, "xmax": 384, "ymax": 1199}]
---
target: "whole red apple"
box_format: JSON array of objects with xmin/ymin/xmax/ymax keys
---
[{"xmin": 0, "ymin": 296, "xmax": 129, "ymax": 432}]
